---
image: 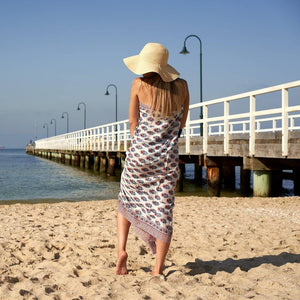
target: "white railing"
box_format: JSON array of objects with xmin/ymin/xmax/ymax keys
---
[{"xmin": 35, "ymin": 80, "xmax": 300, "ymax": 157}]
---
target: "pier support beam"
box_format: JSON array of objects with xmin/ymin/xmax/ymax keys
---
[
  {"xmin": 107, "ymin": 152, "xmax": 116, "ymax": 176},
  {"xmin": 207, "ymin": 167, "xmax": 221, "ymax": 196},
  {"xmin": 94, "ymin": 155, "xmax": 100, "ymax": 171},
  {"xmin": 61, "ymin": 153, "xmax": 65, "ymax": 164},
  {"xmin": 240, "ymin": 167, "xmax": 251, "ymax": 196},
  {"xmin": 65, "ymin": 154, "xmax": 71, "ymax": 165},
  {"xmin": 205, "ymin": 156, "xmax": 221, "ymax": 197},
  {"xmin": 99, "ymin": 153, "xmax": 107, "ymax": 173},
  {"xmin": 253, "ymin": 170, "xmax": 272, "ymax": 197},
  {"xmin": 72, "ymin": 154, "xmax": 80, "ymax": 167},
  {"xmin": 120, "ymin": 153, "xmax": 126, "ymax": 170},
  {"xmin": 80, "ymin": 155, "xmax": 85, "ymax": 168},
  {"xmin": 175, "ymin": 163, "xmax": 185, "ymax": 192},
  {"xmin": 85, "ymin": 155, "xmax": 91, "ymax": 169}
]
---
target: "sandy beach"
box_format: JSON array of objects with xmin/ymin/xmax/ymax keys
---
[{"xmin": 0, "ymin": 196, "xmax": 299, "ymax": 299}]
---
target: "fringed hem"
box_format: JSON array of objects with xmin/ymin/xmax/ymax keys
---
[{"xmin": 118, "ymin": 201, "xmax": 172, "ymax": 254}]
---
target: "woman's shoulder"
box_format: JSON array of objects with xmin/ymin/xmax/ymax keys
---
[{"xmin": 131, "ymin": 77, "xmax": 143, "ymax": 92}]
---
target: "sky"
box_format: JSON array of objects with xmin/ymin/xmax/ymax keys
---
[{"xmin": 0, "ymin": 0, "xmax": 300, "ymax": 148}]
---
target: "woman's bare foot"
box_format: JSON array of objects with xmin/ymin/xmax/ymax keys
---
[
  {"xmin": 116, "ymin": 251, "xmax": 128, "ymax": 275},
  {"xmin": 150, "ymin": 267, "xmax": 163, "ymax": 276}
]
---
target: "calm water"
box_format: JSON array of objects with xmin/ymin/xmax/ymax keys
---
[{"xmin": 0, "ymin": 149, "xmax": 293, "ymax": 203}]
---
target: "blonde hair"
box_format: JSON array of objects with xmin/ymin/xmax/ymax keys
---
[{"xmin": 141, "ymin": 74, "xmax": 185, "ymax": 118}]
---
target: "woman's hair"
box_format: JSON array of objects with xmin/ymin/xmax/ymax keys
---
[{"xmin": 141, "ymin": 74, "xmax": 185, "ymax": 118}]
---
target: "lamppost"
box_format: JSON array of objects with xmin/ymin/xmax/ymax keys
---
[
  {"xmin": 43, "ymin": 123, "xmax": 49, "ymax": 138},
  {"xmin": 105, "ymin": 84, "xmax": 118, "ymax": 124},
  {"xmin": 61, "ymin": 112, "xmax": 69, "ymax": 133},
  {"xmin": 77, "ymin": 102, "xmax": 86, "ymax": 129},
  {"xmin": 50, "ymin": 118, "xmax": 57, "ymax": 136},
  {"xmin": 180, "ymin": 34, "xmax": 203, "ymax": 136}
]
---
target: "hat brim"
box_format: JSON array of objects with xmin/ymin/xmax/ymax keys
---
[{"xmin": 123, "ymin": 54, "xmax": 180, "ymax": 82}]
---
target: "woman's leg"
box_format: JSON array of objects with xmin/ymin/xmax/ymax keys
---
[
  {"xmin": 116, "ymin": 211, "xmax": 131, "ymax": 275},
  {"xmin": 151, "ymin": 239, "xmax": 170, "ymax": 276}
]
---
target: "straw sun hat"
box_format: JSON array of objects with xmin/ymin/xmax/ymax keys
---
[{"xmin": 123, "ymin": 43, "xmax": 180, "ymax": 82}]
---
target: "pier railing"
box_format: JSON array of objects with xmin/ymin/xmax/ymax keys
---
[{"xmin": 35, "ymin": 80, "xmax": 300, "ymax": 157}]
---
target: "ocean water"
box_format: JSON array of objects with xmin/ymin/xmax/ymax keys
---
[
  {"xmin": 0, "ymin": 149, "xmax": 121, "ymax": 202},
  {"xmin": 0, "ymin": 149, "xmax": 293, "ymax": 203}
]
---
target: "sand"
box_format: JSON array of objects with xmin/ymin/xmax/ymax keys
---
[{"xmin": 0, "ymin": 196, "xmax": 299, "ymax": 300}]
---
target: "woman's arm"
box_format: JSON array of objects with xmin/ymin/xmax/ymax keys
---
[
  {"xmin": 128, "ymin": 78, "xmax": 141, "ymax": 137},
  {"xmin": 180, "ymin": 80, "xmax": 190, "ymax": 129}
]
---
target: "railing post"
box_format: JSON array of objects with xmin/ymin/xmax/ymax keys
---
[
  {"xmin": 106, "ymin": 126, "xmax": 109, "ymax": 151},
  {"xmin": 112, "ymin": 125, "xmax": 115, "ymax": 151},
  {"xmin": 124, "ymin": 122, "xmax": 128, "ymax": 151},
  {"xmin": 117, "ymin": 123, "xmax": 121, "ymax": 151},
  {"xmin": 249, "ymin": 95, "xmax": 256, "ymax": 156},
  {"xmin": 224, "ymin": 100, "xmax": 229, "ymax": 154},
  {"xmin": 203, "ymin": 105, "xmax": 208, "ymax": 154},
  {"xmin": 185, "ymin": 111, "xmax": 191, "ymax": 154},
  {"xmin": 282, "ymin": 88, "xmax": 289, "ymax": 156},
  {"xmin": 101, "ymin": 127, "xmax": 105, "ymax": 151}
]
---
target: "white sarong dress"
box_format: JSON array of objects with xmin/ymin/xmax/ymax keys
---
[{"xmin": 118, "ymin": 103, "xmax": 183, "ymax": 254}]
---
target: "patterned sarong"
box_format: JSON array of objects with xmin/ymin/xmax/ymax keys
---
[{"xmin": 118, "ymin": 103, "xmax": 183, "ymax": 254}]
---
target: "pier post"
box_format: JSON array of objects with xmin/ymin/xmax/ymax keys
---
[
  {"xmin": 61, "ymin": 153, "xmax": 65, "ymax": 164},
  {"xmin": 175, "ymin": 163, "xmax": 185, "ymax": 192},
  {"xmin": 205, "ymin": 156, "xmax": 221, "ymax": 196},
  {"xmin": 294, "ymin": 170, "xmax": 300, "ymax": 195},
  {"xmin": 253, "ymin": 170, "xmax": 272, "ymax": 197},
  {"xmin": 120, "ymin": 153, "xmax": 126, "ymax": 170},
  {"xmin": 206, "ymin": 167, "xmax": 221, "ymax": 196},
  {"xmin": 73, "ymin": 154, "xmax": 80, "ymax": 167},
  {"xmin": 65, "ymin": 154, "xmax": 71, "ymax": 165},
  {"xmin": 222, "ymin": 165, "xmax": 235, "ymax": 190},
  {"xmin": 107, "ymin": 152, "xmax": 116, "ymax": 176},
  {"xmin": 80, "ymin": 154, "xmax": 85, "ymax": 168},
  {"xmin": 100, "ymin": 153, "xmax": 107, "ymax": 173},
  {"xmin": 94, "ymin": 155, "xmax": 100, "ymax": 171},
  {"xmin": 85, "ymin": 155, "xmax": 91, "ymax": 169},
  {"xmin": 240, "ymin": 167, "xmax": 251, "ymax": 196}
]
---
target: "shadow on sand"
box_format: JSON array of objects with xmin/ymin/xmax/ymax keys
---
[{"xmin": 170, "ymin": 252, "xmax": 300, "ymax": 276}]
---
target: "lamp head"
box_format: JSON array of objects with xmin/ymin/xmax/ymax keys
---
[
  {"xmin": 105, "ymin": 90, "xmax": 110, "ymax": 96},
  {"xmin": 61, "ymin": 115, "xmax": 64, "ymax": 119},
  {"xmin": 180, "ymin": 45, "xmax": 189, "ymax": 55},
  {"xmin": 50, "ymin": 120, "xmax": 53, "ymax": 124},
  {"xmin": 77, "ymin": 106, "xmax": 80, "ymax": 111}
]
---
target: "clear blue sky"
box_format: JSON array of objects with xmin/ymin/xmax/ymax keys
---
[{"xmin": 1, "ymin": 0, "xmax": 299, "ymax": 148}]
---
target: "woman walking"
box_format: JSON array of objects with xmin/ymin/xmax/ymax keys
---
[{"xmin": 116, "ymin": 43, "xmax": 189, "ymax": 276}]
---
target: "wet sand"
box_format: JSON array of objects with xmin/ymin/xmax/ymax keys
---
[{"xmin": 0, "ymin": 196, "xmax": 299, "ymax": 299}]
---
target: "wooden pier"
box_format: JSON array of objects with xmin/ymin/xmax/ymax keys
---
[
  {"xmin": 27, "ymin": 80, "xmax": 300, "ymax": 197},
  {"xmin": 27, "ymin": 130, "xmax": 300, "ymax": 197}
]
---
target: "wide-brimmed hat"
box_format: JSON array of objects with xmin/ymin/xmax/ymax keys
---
[{"xmin": 123, "ymin": 43, "xmax": 180, "ymax": 82}]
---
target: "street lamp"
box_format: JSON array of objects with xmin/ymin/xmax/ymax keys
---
[
  {"xmin": 50, "ymin": 118, "xmax": 57, "ymax": 136},
  {"xmin": 77, "ymin": 102, "xmax": 86, "ymax": 129},
  {"xmin": 180, "ymin": 34, "xmax": 203, "ymax": 136},
  {"xmin": 105, "ymin": 84, "xmax": 118, "ymax": 123},
  {"xmin": 43, "ymin": 123, "xmax": 49, "ymax": 138},
  {"xmin": 61, "ymin": 112, "xmax": 69, "ymax": 133}
]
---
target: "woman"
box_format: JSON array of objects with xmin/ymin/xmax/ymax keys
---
[{"xmin": 116, "ymin": 43, "xmax": 189, "ymax": 276}]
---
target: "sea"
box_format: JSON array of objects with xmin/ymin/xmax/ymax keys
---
[{"xmin": 0, "ymin": 149, "xmax": 294, "ymax": 203}]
